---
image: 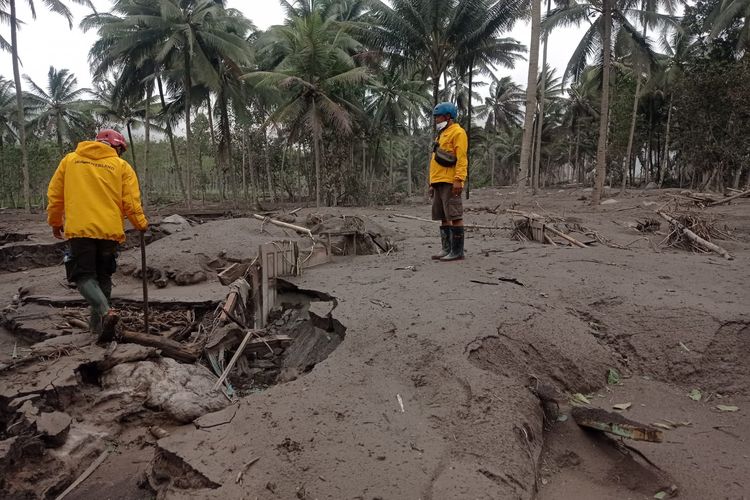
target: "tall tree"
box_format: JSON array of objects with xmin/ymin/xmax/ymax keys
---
[
  {"xmin": 24, "ymin": 66, "xmax": 92, "ymax": 158},
  {"xmin": 249, "ymin": 7, "xmax": 368, "ymax": 207},
  {"xmin": 518, "ymin": 0, "xmax": 541, "ymax": 190},
  {"xmin": 477, "ymin": 76, "xmax": 525, "ymax": 133},
  {"xmin": 4, "ymin": 0, "xmax": 95, "ymax": 210},
  {"xmin": 544, "ymin": 0, "xmax": 673, "ymax": 202}
]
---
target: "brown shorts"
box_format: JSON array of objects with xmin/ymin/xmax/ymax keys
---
[{"xmin": 431, "ymin": 182, "xmax": 463, "ymax": 221}]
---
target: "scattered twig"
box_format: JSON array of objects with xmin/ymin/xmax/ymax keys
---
[
  {"xmin": 55, "ymin": 449, "xmax": 110, "ymax": 500},
  {"xmin": 235, "ymin": 456, "xmax": 261, "ymax": 484},
  {"xmin": 212, "ymin": 330, "xmax": 254, "ymax": 390}
]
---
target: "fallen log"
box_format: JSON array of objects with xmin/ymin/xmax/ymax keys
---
[
  {"xmin": 24, "ymin": 295, "xmax": 218, "ymax": 310},
  {"xmin": 117, "ymin": 330, "xmax": 201, "ymax": 363},
  {"xmin": 251, "ymin": 214, "xmax": 313, "ymax": 238},
  {"xmin": 708, "ymin": 189, "xmax": 750, "ymax": 206},
  {"xmin": 657, "ymin": 211, "xmax": 733, "ymax": 260},
  {"xmin": 544, "ymin": 225, "xmax": 587, "ymax": 248},
  {"xmin": 572, "ymin": 406, "xmax": 663, "ymax": 443}
]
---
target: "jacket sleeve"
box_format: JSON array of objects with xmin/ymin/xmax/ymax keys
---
[
  {"xmin": 121, "ymin": 162, "xmax": 149, "ymax": 231},
  {"xmin": 47, "ymin": 157, "xmax": 67, "ymax": 227},
  {"xmin": 453, "ymin": 129, "xmax": 468, "ymax": 183}
]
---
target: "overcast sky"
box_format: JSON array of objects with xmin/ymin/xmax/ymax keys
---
[{"xmin": 1, "ymin": 0, "xmax": 584, "ymax": 97}]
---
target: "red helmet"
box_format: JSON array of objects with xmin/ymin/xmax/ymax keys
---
[{"xmin": 95, "ymin": 129, "xmax": 128, "ymax": 151}]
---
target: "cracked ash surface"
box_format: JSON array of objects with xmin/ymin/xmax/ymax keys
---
[{"xmin": 1, "ymin": 186, "xmax": 749, "ymax": 499}]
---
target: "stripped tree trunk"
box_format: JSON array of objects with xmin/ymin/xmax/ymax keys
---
[
  {"xmin": 517, "ymin": 0, "xmax": 541, "ymax": 191},
  {"xmin": 592, "ymin": 0, "xmax": 612, "ymax": 205}
]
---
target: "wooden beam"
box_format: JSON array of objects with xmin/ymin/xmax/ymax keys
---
[
  {"xmin": 117, "ymin": 330, "xmax": 201, "ymax": 363},
  {"xmin": 251, "ymin": 214, "xmax": 313, "ymax": 238}
]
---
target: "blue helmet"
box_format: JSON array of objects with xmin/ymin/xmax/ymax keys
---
[{"xmin": 433, "ymin": 102, "xmax": 458, "ymax": 120}]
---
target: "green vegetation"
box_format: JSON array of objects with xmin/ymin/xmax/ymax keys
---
[{"xmin": 0, "ymin": 0, "xmax": 748, "ymax": 209}]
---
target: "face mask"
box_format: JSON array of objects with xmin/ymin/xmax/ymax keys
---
[{"xmin": 436, "ymin": 121, "xmax": 448, "ymax": 132}]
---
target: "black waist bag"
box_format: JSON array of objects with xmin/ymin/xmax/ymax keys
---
[{"xmin": 433, "ymin": 142, "xmax": 457, "ymax": 167}]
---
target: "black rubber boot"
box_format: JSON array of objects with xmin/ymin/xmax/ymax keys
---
[
  {"xmin": 431, "ymin": 226, "xmax": 452, "ymax": 260},
  {"xmin": 440, "ymin": 226, "xmax": 464, "ymax": 261}
]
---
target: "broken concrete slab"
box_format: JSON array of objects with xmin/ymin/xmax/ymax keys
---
[{"xmin": 36, "ymin": 411, "xmax": 72, "ymax": 448}]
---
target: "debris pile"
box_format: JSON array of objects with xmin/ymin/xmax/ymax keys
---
[
  {"xmin": 307, "ymin": 214, "xmax": 395, "ymax": 255},
  {"xmin": 509, "ymin": 209, "xmax": 587, "ymax": 248},
  {"xmin": 657, "ymin": 210, "xmax": 734, "ymax": 259},
  {"xmin": 635, "ymin": 218, "xmax": 661, "ymax": 233}
]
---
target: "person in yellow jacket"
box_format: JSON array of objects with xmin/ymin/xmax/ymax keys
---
[
  {"xmin": 429, "ymin": 102, "xmax": 467, "ymax": 261},
  {"xmin": 47, "ymin": 129, "xmax": 149, "ymax": 340}
]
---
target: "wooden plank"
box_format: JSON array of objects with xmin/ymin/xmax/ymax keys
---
[
  {"xmin": 218, "ymin": 263, "xmax": 250, "ymax": 286},
  {"xmin": 300, "ymin": 243, "xmax": 331, "ymax": 269},
  {"xmin": 545, "ymin": 225, "xmax": 587, "ymax": 248},
  {"xmin": 572, "ymin": 407, "xmax": 663, "ymax": 443},
  {"xmin": 248, "ymin": 264, "xmax": 262, "ymax": 330},
  {"xmin": 260, "ymin": 245, "xmax": 270, "ymax": 327}
]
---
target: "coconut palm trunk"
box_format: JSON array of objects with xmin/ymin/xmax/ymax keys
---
[
  {"xmin": 183, "ymin": 51, "xmax": 193, "ymax": 209},
  {"xmin": 10, "ymin": 0, "xmax": 31, "ymax": 212},
  {"xmin": 518, "ymin": 0, "xmax": 541, "ymax": 190},
  {"xmin": 313, "ymin": 130, "xmax": 322, "ymax": 208},
  {"xmin": 533, "ymin": 0, "xmax": 551, "ymax": 194},
  {"xmin": 659, "ymin": 96, "xmax": 672, "ymax": 187},
  {"xmin": 592, "ymin": 0, "xmax": 612, "ymax": 205},
  {"xmin": 622, "ymin": 76, "xmax": 641, "ymax": 193},
  {"xmin": 143, "ymin": 86, "xmax": 152, "ymax": 207},
  {"xmin": 157, "ymin": 75, "xmax": 186, "ymax": 200},
  {"xmin": 466, "ymin": 58, "xmax": 475, "ymax": 200},
  {"xmin": 126, "ymin": 121, "xmax": 139, "ymax": 175}
]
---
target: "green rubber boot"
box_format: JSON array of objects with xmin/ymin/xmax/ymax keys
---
[
  {"xmin": 77, "ymin": 277, "xmax": 110, "ymax": 335},
  {"xmin": 440, "ymin": 226, "xmax": 465, "ymax": 261},
  {"xmin": 431, "ymin": 226, "xmax": 452, "ymax": 260}
]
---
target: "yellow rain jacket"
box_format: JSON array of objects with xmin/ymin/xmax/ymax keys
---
[
  {"xmin": 429, "ymin": 122, "xmax": 468, "ymax": 185},
  {"xmin": 47, "ymin": 141, "xmax": 148, "ymax": 243}
]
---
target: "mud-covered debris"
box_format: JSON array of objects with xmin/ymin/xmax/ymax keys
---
[
  {"xmin": 160, "ymin": 215, "xmax": 191, "ymax": 234},
  {"xmin": 715, "ymin": 405, "xmax": 739, "ymax": 412},
  {"xmin": 572, "ymin": 406, "xmax": 663, "ymax": 442},
  {"xmin": 635, "ymin": 218, "xmax": 661, "ymax": 233},
  {"xmin": 309, "ymin": 215, "xmax": 395, "ymax": 255},
  {"xmin": 102, "ymin": 358, "xmax": 229, "ymax": 423},
  {"xmin": 36, "ymin": 411, "xmax": 72, "ymax": 448}
]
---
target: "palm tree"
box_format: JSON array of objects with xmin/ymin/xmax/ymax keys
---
[
  {"xmin": 4, "ymin": 0, "xmax": 95, "ymax": 210},
  {"xmin": 24, "ymin": 67, "xmax": 92, "ymax": 158},
  {"xmin": 248, "ymin": 8, "xmax": 368, "ymax": 207},
  {"xmin": 367, "ymin": 0, "xmax": 524, "ymax": 111},
  {"xmin": 367, "ymin": 67, "xmax": 431, "ymax": 192},
  {"xmin": 0, "ymin": 77, "xmax": 18, "ymax": 201},
  {"xmin": 89, "ymin": 76, "xmax": 164, "ymax": 197},
  {"xmin": 544, "ymin": 0, "xmax": 674, "ymax": 203},
  {"xmin": 477, "ymin": 76, "xmax": 525, "ymax": 133},
  {"xmin": 84, "ymin": 0, "xmax": 251, "ymax": 208},
  {"xmin": 710, "ymin": 0, "xmax": 750, "ymax": 50},
  {"xmin": 518, "ymin": 0, "xmax": 542, "ymax": 190},
  {"xmin": 83, "ymin": 2, "xmax": 186, "ymax": 202}
]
